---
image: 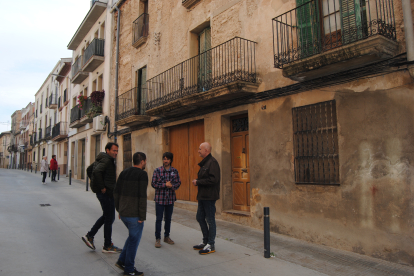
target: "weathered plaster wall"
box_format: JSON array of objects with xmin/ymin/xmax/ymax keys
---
[{"xmin": 249, "ymin": 72, "xmax": 414, "ymax": 266}]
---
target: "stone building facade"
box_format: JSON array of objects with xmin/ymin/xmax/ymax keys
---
[
  {"xmin": 0, "ymin": 131, "xmax": 11, "ymax": 168},
  {"xmin": 106, "ymin": 0, "xmax": 414, "ymax": 265}
]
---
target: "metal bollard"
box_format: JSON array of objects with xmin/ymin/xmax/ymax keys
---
[
  {"xmin": 86, "ymin": 176, "xmax": 89, "ymax": 191},
  {"xmin": 69, "ymin": 170, "xmax": 72, "ymax": 185},
  {"xmin": 264, "ymin": 207, "xmax": 270, "ymax": 258},
  {"xmin": 58, "ymin": 167, "xmax": 60, "ymax": 180},
  {"xmin": 31, "ymin": 165, "xmax": 33, "ymax": 173},
  {"xmin": 35, "ymin": 165, "xmax": 37, "ymax": 174}
]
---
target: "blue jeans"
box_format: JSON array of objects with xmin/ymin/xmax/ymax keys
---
[
  {"xmin": 118, "ymin": 217, "xmax": 144, "ymax": 273},
  {"xmin": 88, "ymin": 192, "xmax": 115, "ymax": 247},
  {"xmin": 196, "ymin": 200, "xmax": 216, "ymax": 246},
  {"xmin": 155, "ymin": 203, "xmax": 174, "ymax": 239}
]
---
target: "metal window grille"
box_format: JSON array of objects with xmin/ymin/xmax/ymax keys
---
[{"xmin": 292, "ymin": 100, "xmax": 339, "ymax": 184}]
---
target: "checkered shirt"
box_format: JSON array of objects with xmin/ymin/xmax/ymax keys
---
[{"xmin": 151, "ymin": 166, "xmax": 181, "ymax": 205}]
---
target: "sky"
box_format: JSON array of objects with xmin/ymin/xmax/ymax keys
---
[{"xmin": 0, "ymin": 0, "xmax": 93, "ymax": 133}]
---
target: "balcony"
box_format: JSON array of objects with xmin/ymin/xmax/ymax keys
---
[
  {"xmin": 8, "ymin": 145, "xmax": 18, "ymax": 153},
  {"xmin": 70, "ymin": 105, "xmax": 82, "ymax": 128},
  {"xmin": 67, "ymin": 1, "xmax": 107, "ymax": 50},
  {"xmin": 82, "ymin": 38, "xmax": 105, "ymax": 72},
  {"xmin": 272, "ymin": 0, "xmax": 398, "ymax": 81},
  {"xmin": 116, "ymin": 87, "xmax": 150, "ymax": 127},
  {"xmin": 38, "ymin": 129, "xmax": 43, "ymax": 141},
  {"xmin": 182, "ymin": 0, "xmax": 201, "ymax": 9},
  {"xmin": 33, "ymin": 132, "xmax": 37, "ymax": 144},
  {"xmin": 19, "ymin": 120, "xmax": 28, "ymax": 130},
  {"xmin": 49, "ymin": 93, "xmax": 58, "ymax": 109},
  {"xmin": 45, "ymin": 126, "xmax": 51, "ymax": 139},
  {"xmin": 52, "ymin": 122, "xmax": 68, "ymax": 141},
  {"xmin": 132, "ymin": 13, "xmax": 149, "ymax": 48},
  {"xmin": 146, "ymin": 37, "xmax": 258, "ymax": 116},
  {"xmin": 71, "ymin": 56, "xmax": 88, "ymax": 84}
]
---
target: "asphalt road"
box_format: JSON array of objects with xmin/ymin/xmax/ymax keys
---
[{"xmin": 0, "ymin": 169, "xmax": 326, "ymax": 276}]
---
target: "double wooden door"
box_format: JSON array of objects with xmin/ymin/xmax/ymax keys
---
[
  {"xmin": 231, "ymin": 115, "xmax": 250, "ymax": 211},
  {"xmin": 169, "ymin": 120, "xmax": 204, "ymax": 202}
]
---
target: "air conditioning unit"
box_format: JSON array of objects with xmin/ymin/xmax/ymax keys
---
[{"xmin": 93, "ymin": 115, "xmax": 106, "ymax": 132}]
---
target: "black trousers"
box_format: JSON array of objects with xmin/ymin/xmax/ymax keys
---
[
  {"xmin": 52, "ymin": 170, "xmax": 57, "ymax": 181},
  {"xmin": 41, "ymin": 172, "xmax": 47, "ymax": 183}
]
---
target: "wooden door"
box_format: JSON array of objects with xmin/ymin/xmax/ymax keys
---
[
  {"xmin": 123, "ymin": 134, "xmax": 132, "ymax": 170},
  {"xmin": 169, "ymin": 120, "xmax": 204, "ymax": 202},
  {"xmin": 231, "ymin": 115, "xmax": 250, "ymax": 211}
]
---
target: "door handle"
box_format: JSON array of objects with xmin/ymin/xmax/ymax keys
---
[{"xmin": 241, "ymin": 168, "xmax": 248, "ymax": 172}]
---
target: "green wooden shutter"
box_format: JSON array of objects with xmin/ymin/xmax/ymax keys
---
[
  {"xmin": 198, "ymin": 27, "xmax": 212, "ymax": 91},
  {"xmin": 296, "ymin": 0, "xmax": 320, "ymax": 58},
  {"xmin": 341, "ymin": 0, "xmax": 365, "ymax": 44}
]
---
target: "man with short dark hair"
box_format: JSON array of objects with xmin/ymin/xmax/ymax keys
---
[
  {"xmin": 192, "ymin": 142, "xmax": 220, "ymax": 255},
  {"xmin": 50, "ymin": 155, "xmax": 58, "ymax": 182},
  {"xmin": 114, "ymin": 152, "xmax": 148, "ymax": 276},
  {"xmin": 151, "ymin": 152, "xmax": 181, "ymax": 248},
  {"xmin": 82, "ymin": 142, "xmax": 123, "ymax": 254}
]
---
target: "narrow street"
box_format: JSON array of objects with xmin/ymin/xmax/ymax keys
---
[{"xmin": 0, "ymin": 169, "xmax": 413, "ymax": 276}]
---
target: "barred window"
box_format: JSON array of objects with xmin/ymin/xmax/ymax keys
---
[{"xmin": 292, "ymin": 100, "xmax": 339, "ymax": 184}]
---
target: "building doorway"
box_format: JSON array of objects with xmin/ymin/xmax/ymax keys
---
[
  {"xmin": 230, "ymin": 114, "xmax": 250, "ymax": 211},
  {"xmin": 169, "ymin": 120, "xmax": 204, "ymax": 202},
  {"xmin": 81, "ymin": 140, "xmax": 85, "ymax": 179}
]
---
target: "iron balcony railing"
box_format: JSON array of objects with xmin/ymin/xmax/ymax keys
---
[
  {"xmin": 58, "ymin": 96, "xmax": 61, "ymax": 109},
  {"xmin": 146, "ymin": 37, "xmax": 257, "ymax": 110},
  {"xmin": 83, "ymin": 38, "xmax": 105, "ymax": 66},
  {"xmin": 38, "ymin": 129, "xmax": 43, "ymax": 141},
  {"xmin": 45, "ymin": 126, "xmax": 51, "ymax": 138},
  {"xmin": 49, "ymin": 93, "xmax": 58, "ymax": 106},
  {"xmin": 272, "ymin": 0, "xmax": 396, "ymax": 68},
  {"xmin": 33, "ymin": 132, "xmax": 37, "ymax": 144},
  {"xmin": 80, "ymin": 98, "xmax": 92, "ymax": 118},
  {"xmin": 72, "ymin": 56, "xmax": 83, "ymax": 77},
  {"xmin": 70, "ymin": 105, "xmax": 81, "ymax": 123},
  {"xmin": 116, "ymin": 87, "xmax": 147, "ymax": 121},
  {"xmin": 30, "ymin": 136, "xmax": 34, "ymax": 145},
  {"xmin": 133, "ymin": 13, "xmax": 149, "ymax": 45},
  {"xmin": 52, "ymin": 122, "xmax": 68, "ymax": 138}
]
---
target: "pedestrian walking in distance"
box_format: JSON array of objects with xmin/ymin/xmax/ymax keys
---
[
  {"xmin": 151, "ymin": 152, "xmax": 181, "ymax": 248},
  {"xmin": 114, "ymin": 152, "xmax": 148, "ymax": 276},
  {"xmin": 82, "ymin": 142, "xmax": 123, "ymax": 253},
  {"xmin": 50, "ymin": 155, "xmax": 58, "ymax": 182},
  {"xmin": 192, "ymin": 142, "xmax": 221, "ymax": 255},
  {"xmin": 40, "ymin": 156, "xmax": 48, "ymax": 184}
]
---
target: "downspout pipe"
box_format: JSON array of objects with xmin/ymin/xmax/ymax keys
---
[
  {"xmin": 113, "ymin": 5, "xmax": 121, "ymax": 142},
  {"xmin": 401, "ymin": 0, "xmax": 414, "ymax": 77}
]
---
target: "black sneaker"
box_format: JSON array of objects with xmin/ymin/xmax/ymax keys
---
[
  {"xmin": 199, "ymin": 244, "xmax": 215, "ymax": 255},
  {"xmin": 82, "ymin": 234, "xmax": 95, "ymax": 250},
  {"xmin": 115, "ymin": 260, "xmax": 125, "ymax": 271},
  {"xmin": 193, "ymin": 241, "xmax": 206, "ymax": 250},
  {"xmin": 124, "ymin": 268, "xmax": 143, "ymax": 276}
]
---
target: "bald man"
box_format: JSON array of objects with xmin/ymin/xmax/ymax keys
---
[{"xmin": 192, "ymin": 142, "xmax": 220, "ymax": 255}]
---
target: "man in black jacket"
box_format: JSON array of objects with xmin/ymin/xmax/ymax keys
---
[
  {"xmin": 192, "ymin": 142, "xmax": 220, "ymax": 255},
  {"xmin": 114, "ymin": 152, "xmax": 148, "ymax": 276},
  {"xmin": 82, "ymin": 142, "xmax": 123, "ymax": 254}
]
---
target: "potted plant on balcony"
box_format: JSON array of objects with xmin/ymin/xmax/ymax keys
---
[
  {"xmin": 86, "ymin": 90, "xmax": 105, "ymax": 119},
  {"xmin": 77, "ymin": 95, "xmax": 88, "ymax": 110}
]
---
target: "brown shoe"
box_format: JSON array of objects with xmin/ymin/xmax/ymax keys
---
[
  {"xmin": 155, "ymin": 239, "xmax": 161, "ymax": 248},
  {"xmin": 164, "ymin": 236, "xmax": 175, "ymax": 245}
]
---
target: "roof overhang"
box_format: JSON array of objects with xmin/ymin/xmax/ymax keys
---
[{"xmin": 67, "ymin": 1, "xmax": 107, "ymax": 50}]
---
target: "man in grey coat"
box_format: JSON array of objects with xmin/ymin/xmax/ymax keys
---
[{"xmin": 40, "ymin": 156, "xmax": 48, "ymax": 184}]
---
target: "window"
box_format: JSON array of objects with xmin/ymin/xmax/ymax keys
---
[{"xmin": 292, "ymin": 100, "xmax": 339, "ymax": 184}]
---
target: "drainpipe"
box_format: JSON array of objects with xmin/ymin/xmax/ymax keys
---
[
  {"xmin": 401, "ymin": 0, "xmax": 414, "ymax": 78},
  {"xmin": 113, "ymin": 5, "xmax": 121, "ymax": 142}
]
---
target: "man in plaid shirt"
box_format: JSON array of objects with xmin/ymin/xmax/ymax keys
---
[{"xmin": 151, "ymin": 152, "xmax": 181, "ymax": 248}]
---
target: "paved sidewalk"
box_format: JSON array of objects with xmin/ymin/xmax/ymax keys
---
[{"xmin": 3, "ymin": 168, "xmax": 414, "ymax": 276}]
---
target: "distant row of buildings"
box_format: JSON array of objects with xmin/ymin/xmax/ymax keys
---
[{"xmin": 1, "ymin": 0, "xmax": 414, "ymax": 266}]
